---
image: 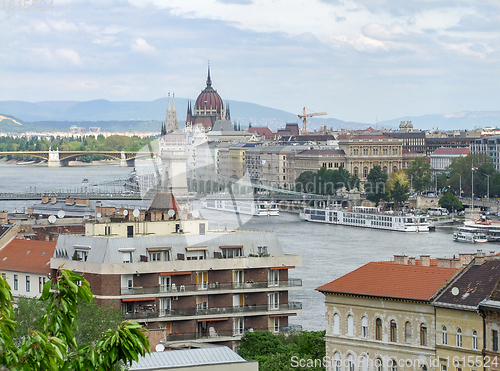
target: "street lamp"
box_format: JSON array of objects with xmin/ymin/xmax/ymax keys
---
[
  {"xmin": 408, "ymin": 174, "xmax": 413, "ymax": 193},
  {"xmin": 485, "ymin": 174, "xmax": 490, "ymax": 200},
  {"xmin": 457, "ymin": 174, "xmax": 462, "ymax": 198}
]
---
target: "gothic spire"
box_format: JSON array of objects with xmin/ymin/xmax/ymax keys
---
[{"xmin": 206, "ymin": 61, "xmax": 212, "ymax": 88}]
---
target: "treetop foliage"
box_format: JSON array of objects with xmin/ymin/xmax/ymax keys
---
[{"xmin": 0, "ymin": 268, "xmax": 150, "ymax": 370}]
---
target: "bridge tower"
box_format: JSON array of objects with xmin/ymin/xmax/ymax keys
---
[
  {"xmin": 48, "ymin": 148, "xmax": 60, "ymax": 167},
  {"xmin": 158, "ymin": 133, "xmax": 189, "ymax": 200}
]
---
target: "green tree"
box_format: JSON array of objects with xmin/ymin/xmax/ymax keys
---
[
  {"xmin": 365, "ymin": 166, "xmax": 388, "ymax": 206},
  {"xmin": 0, "ymin": 268, "xmax": 149, "ymax": 370},
  {"xmin": 388, "ymin": 178, "xmax": 409, "ymax": 209},
  {"xmin": 439, "ymin": 192, "xmax": 464, "ymax": 212},
  {"xmin": 447, "ymin": 153, "xmax": 494, "ymax": 197},
  {"xmin": 405, "ymin": 157, "xmax": 432, "ymax": 192}
]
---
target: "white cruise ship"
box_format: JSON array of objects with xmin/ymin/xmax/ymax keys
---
[
  {"xmin": 453, "ymin": 226, "xmax": 488, "ymax": 243},
  {"xmin": 202, "ymin": 198, "xmax": 279, "ymax": 217},
  {"xmin": 299, "ymin": 206, "xmax": 429, "ymax": 232}
]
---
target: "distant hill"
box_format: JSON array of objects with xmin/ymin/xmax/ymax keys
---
[
  {"xmin": 0, "ymin": 99, "xmax": 497, "ymax": 133},
  {"xmin": 0, "ymin": 99, "xmax": 379, "ymax": 133}
]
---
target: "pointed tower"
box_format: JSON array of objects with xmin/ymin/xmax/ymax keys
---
[
  {"xmin": 185, "ymin": 101, "xmax": 193, "ymax": 131},
  {"xmin": 165, "ymin": 92, "xmax": 179, "ymax": 133}
]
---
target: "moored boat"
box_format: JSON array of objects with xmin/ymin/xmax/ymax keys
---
[
  {"xmin": 453, "ymin": 226, "xmax": 488, "ymax": 243},
  {"xmin": 202, "ymin": 198, "xmax": 279, "ymax": 216},
  {"xmin": 299, "ymin": 206, "xmax": 429, "ymax": 232}
]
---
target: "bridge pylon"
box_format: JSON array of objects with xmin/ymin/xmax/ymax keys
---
[{"xmin": 48, "ymin": 149, "xmax": 60, "ymax": 167}]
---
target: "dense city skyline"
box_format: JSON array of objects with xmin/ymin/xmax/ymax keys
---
[{"xmin": 2, "ymin": 0, "xmax": 500, "ymax": 123}]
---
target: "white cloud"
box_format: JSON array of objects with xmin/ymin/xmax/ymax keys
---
[
  {"xmin": 131, "ymin": 37, "xmax": 158, "ymax": 54},
  {"xmin": 55, "ymin": 49, "xmax": 83, "ymax": 66}
]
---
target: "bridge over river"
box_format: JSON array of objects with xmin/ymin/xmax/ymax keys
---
[{"xmin": 0, "ymin": 149, "xmax": 146, "ymax": 167}]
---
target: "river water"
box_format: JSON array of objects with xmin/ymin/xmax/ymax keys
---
[{"xmin": 0, "ymin": 162, "xmax": 481, "ymax": 331}]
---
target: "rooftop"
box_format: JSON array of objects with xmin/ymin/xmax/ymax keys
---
[
  {"xmin": 317, "ymin": 260, "xmax": 458, "ymax": 301},
  {"xmin": 0, "ymin": 238, "xmax": 56, "ymax": 274}
]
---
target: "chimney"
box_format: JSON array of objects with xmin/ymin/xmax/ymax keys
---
[
  {"xmin": 459, "ymin": 253, "xmax": 473, "ymax": 266},
  {"xmin": 420, "ymin": 255, "xmax": 431, "ymax": 267},
  {"xmin": 476, "ymin": 249, "xmax": 485, "ymax": 264},
  {"xmin": 490, "ymin": 251, "xmax": 496, "ymax": 256},
  {"xmin": 66, "ymin": 197, "xmax": 75, "ymax": 206},
  {"xmin": 408, "ymin": 257, "xmax": 416, "ymax": 265},
  {"xmin": 437, "ymin": 258, "xmax": 451, "ymax": 268},
  {"xmin": 451, "ymin": 259, "xmax": 462, "ymax": 269},
  {"xmin": 75, "ymin": 198, "xmax": 90, "ymax": 206},
  {"xmin": 394, "ymin": 255, "xmax": 408, "ymax": 265},
  {"xmin": 50, "ymin": 196, "xmax": 57, "ymax": 204},
  {"xmin": 41, "ymin": 195, "xmax": 49, "ymax": 204}
]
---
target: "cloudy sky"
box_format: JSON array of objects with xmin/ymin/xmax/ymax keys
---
[{"xmin": 1, "ymin": 0, "xmax": 500, "ymax": 123}]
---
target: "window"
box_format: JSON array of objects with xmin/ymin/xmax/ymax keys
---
[
  {"xmin": 420, "ymin": 324, "xmax": 427, "ymax": 346},
  {"xmin": 362, "ymin": 317, "xmax": 368, "ymax": 338},
  {"xmin": 442, "ymin": 326, "xmax": 448, "ymax": 345},
  {"xmin": 222, "ymin": 248, "xmax": 242, "ymax": 258},
  {"xmin": 38, "ymin": 277, "xmax": 45, "ymax": 293},
  {"xmin": 334, "ymin": 353, "xmax": 341, "ymax": 371},
  {"xmin": 233, "ymin": 270, "xmax": 244, "ymax": 287},
  {"xmin": 122, "ymin": 251, "xmax": 132, "ymax": 263},
  {"xmin": 347, "ymin": 315, "xmax": 354, "ymax": 336},
  {"xmin": 493, "ymin": 330, "xmax": 499, "ymax": 352},
  {"xmin": 26, "ymin": 276, "xmax": 30, "ymax": 292},
  {"xmin": 149, "ymin": 252, "xmax": 161, "ymax": 261},
  {"xmin": 390, "ymin": 320, "xmax": 397, "ymax": 342},
  {"xmin": 472, "ymin": 330, "xmax": 478, "ymax": 350},
  {"xmin": 363, "ymin": 148, "xmax": 369, "ymax": 155},
  {"xmin": 233, "ymin": 318, "xmax": 244, "ymax": 336},
  {"xmin": 74, "ymin": 250, "xmax": 88, "ymax": 261},
  {"xmin": 196, "ymin": 271, "xmax": 208, "ymax": 290},
  {"xmin": 442, "ymin": 365, "xmax": 447, "ymax": 371},
  {"xmin": 268, "ymin": 269, "xmax": 279, "ymax": 287},
  {"xmin": 363, "ymin": 167, "xmax": 368, "ymax": 178},
  {"xmin": 405, "ymin": 321, "xmax": 412, "ymax": 343},
  {"xmin": 390, "ymin": 359, "xmax": 397, "ymax": 371},
  {"xmin": 376, "ymin": 358, "xmax": 383, "ymax": 371},
  {"xmin": 159, "ymin": 298, "xmax": 171, "ymax": 316},
  {"xmin": 348, "ymin": 354, "xmax": 355, "ymax": 371},
  {"xmin": 159, "ymin": 276, "xmax": 171, "ymax": 292},
  {"xmin": 333, "ymin": 313, "xmax": 340, "ymax": 335},
  {"xmin": 257, "ymin": 246, "xmax": 268, "ymax": 255},
  {"xmin": 373, "ymin": 148, "xmax": 379, "ymax": 155},
  {"xmin": 13, "ymin": 275, "xmax": 18, "ymax": 291},
  {"xmin": 353, "ymin": 167, "xmax": 358, "ymax": 176},
  {"xmin": 456, "ymin": 328, "xmax": 462, "ymax": 348},
  {"xmin": 268, "ymin": 292, "xmax": 279, "ymax": 310},
  {"xmin": 383, "ymin": 148, "xmax": 388, "ymax": 155},
  {"xmin": 376, "ymin": 318, "xmax": 382, "ymax": 340},
  {"xmin": 273, "ymin": 317, "xmax": 280, "ymax": 333}
]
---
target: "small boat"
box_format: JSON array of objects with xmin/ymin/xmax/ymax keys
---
[
  {"xmin": 299, "ymin": 205, "xmax": 429, "ymax": 232},
  {"xmin": 453, "ymin": 227, "xmax": 488, "ymax": 243}
]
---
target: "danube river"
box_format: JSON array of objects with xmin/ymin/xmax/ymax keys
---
[{"xmin": 0, "ymin": 162, "xmax": 477, "ymax": 331}]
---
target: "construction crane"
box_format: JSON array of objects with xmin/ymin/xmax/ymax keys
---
[{"xmin": 298, "ymin": 107, "xmax": 327, "ymax": 135}]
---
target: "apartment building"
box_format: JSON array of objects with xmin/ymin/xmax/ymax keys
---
[
  {"xmin": 429, "ymin": 147, "xmax": 470, "ymax": 172},
  {"xmin": 317, "ymin": 255, "xmax": 461, "ymax": 371},
  {"xmin": 471, "ymin": 135, "xmax": 500, "ymax": 171},
  {"xmin": 50, "ymin": 193, "xmax": 302, "ymax": 350}
]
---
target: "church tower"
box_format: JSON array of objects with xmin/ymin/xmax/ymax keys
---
[{"xmin": 164, "ymin": 92, "xmax": 178, "ymax": 133}]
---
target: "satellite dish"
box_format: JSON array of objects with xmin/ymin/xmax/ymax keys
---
[
  {"xmin": 123, "ymin": 209, "xmax": 128, "ymax": 216},
  {"xmin": 48, "ymin": 215, "xmax": 57, "ymax": 224},
  {"xmin": 57, "ymin": 210, "xmax": 65, "ymax": 219},
  {"xmin": 96, "ymin": 212, "xmax": 102, "ymax": 218},
  {"xmin": 133, "ymin": 209, "xmax": 140, "ymax": 218},
  {"xmin": 451, "ymin": 287, "xmax": 459, "ymax": 296},
  {"xmin": 168, "ymin": 209, "xmax": 175, "ymax": 217},
  {"xmin": 193, "ymin": 210, "xmax": 200, "ymax": 218},
  {"xmin": 155, "ymin": 343, "xmax": 165, "ymax": 352}
]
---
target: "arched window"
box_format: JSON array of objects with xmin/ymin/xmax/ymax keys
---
[
  {"xmin": 376, "ymin": 318, "xmax": 382, "ymax": 340},
  {"xmin": 390, "ymin": 320, "xmax": 397, "ymax": 342},
  {"xmin": 348, "ymin": 354, "xmax": 355, "ymax": 371},
  {"xmin": 420, "ymin": 324, "xmax": 427, "ymax": 346},
  {"xmin": 456, "ymin": 328, "xmax": 462, "ymax": 348},
  {"xmin": 442, "ymin": 326, "xmax": 447, "ymax": 345},
  {"xmin": 333, "ymin": 313, "xmax": 340, "ymax": 335},
  {"xmin": 393, "ymin": 166, "xmax": 398, "ymax": 173},
  {"xmin": 383, "ymin": 166, "xmax": 388, "ymax": 174},
  {"xmin": 390, "ymin": 358, "xmax": 397, "ymax": 371},
  {"xmin": 362, "ymin": 317, "xmax": 368, "ymax": 338},
  {"xmin": 361, "ymin": 356, "xmax": 368, "ymax": 371},
  {"xmin": 334, "ymin": 352, "xmax": 341, "ymax": 371},
  {"xmin": 376, "ymin": 357, "xmax": 383, "ymax": 371},
  {"xmin": 347, "ymin": 315, "xmax": 354, "ymax": 336},
  {"xmin": 363, "ymin": 167, "xmax": 368, "ymax": 178},
  {"xmin": 405, "ymin": 321, "xmax": 412, "ymax": 344},
  {"xmin": 472, "ymin": 330, "xmax": 478, "ymax": 350},
  {"xmin": 353, "ymin": 167, "xmax": 359, "ymax": 177}
]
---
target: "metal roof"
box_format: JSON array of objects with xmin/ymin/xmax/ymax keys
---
[
  {"xmin": 55, "ymin": 229, "xmax": 285, "ymax": 263},
  {"xmin": 129, "ymin": 346, "xmax": 247, "ymax": 370}
]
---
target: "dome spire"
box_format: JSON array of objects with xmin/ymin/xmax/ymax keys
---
[{"xmin": 206, "ymin": 61, "xmax": 212, "ymax": 88}]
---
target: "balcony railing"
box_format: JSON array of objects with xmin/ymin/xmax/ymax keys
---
[
  {"xmin": 120, "ymin": 278, "xmax": 302, "ymax": 296},
  {"xmin": 123, "ymin": 301, "xmax": 302, "ymax": 320}
]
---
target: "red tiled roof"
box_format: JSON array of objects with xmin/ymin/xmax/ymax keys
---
[
  {"xmin": 316, "ymin": 261, "xmax": 458, "ymax": 301},
  {"xmin": 432, "ymin": 147, "xmax": 470, "ymax": 155},
  {"xmin": 0, "ymin": 238, "xmax": 56, "ymax": 274},
  {"xmin": 249, "ymin": 127, "xmax": 273, "ymax": 137}
]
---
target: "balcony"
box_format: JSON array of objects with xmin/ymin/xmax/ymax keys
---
[
  {"xmin": 120, "ymin": 278, "xmax": 302, "ymax": 296},
  {"xmin": 123, "ymin": 301, "xmax": 302, "ymax": 320}
]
